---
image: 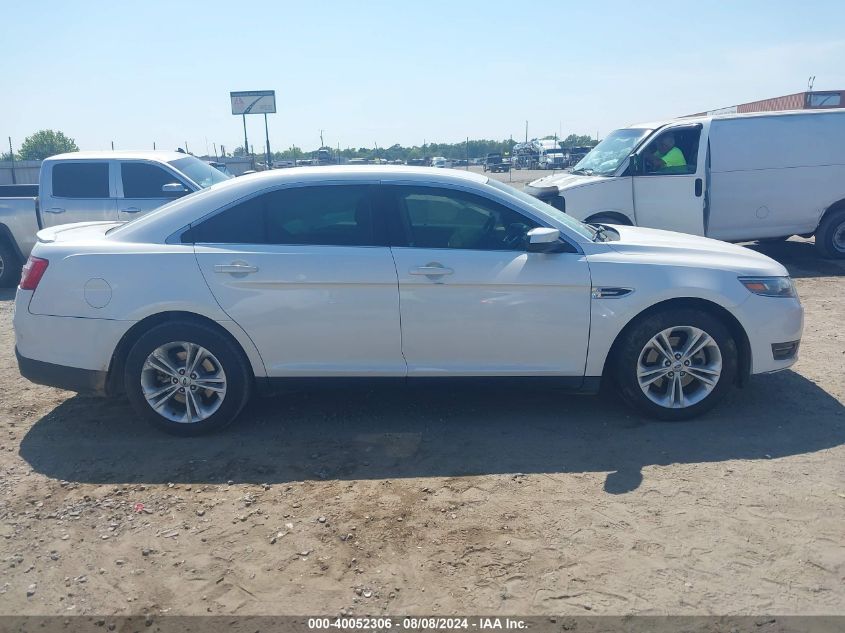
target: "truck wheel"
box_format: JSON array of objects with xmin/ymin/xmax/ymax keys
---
[
  {"xmin": 0, "ymin": 240, "xmax": 21, "ymax": 288},
  {"xmin": 815, "ymin": 208, "xmax": 845, "ymax": 259}
]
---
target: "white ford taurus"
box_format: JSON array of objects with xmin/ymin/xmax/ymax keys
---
[{"xmin": 14, "ymin": 167, "xmax": 803, "ymax": 435}]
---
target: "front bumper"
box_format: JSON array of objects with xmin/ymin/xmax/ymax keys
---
[
  {"xmin": 740, "ymin": 295, "xmax": 804, "ymax": 374},
  {"xmin": 16, "ymin": 347, "xmax": 107, "ymax": 395}
]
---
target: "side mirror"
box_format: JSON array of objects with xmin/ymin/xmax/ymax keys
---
[
  {"xmin": 526, "ymin": 227, "xmax": 563, "ymax": 253},
  {"xmin": 162, "ymin": 182, "xmax": 189, "ymax": 197}
]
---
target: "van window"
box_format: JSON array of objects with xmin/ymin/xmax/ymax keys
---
[
  {"xmin": 122, "ymin": 163, "xmax": 184, "ymax": 198},
  {"xmin": 640, "ymin": 127, "xmax": 701, "ymax": 176},
  {"xmin": 52, "ymin": 163, "xmax": 110, "ymax": 198}
]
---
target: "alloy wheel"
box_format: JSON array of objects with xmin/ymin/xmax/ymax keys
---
[
  {"xmin": 636, "ymin": 326, "xmax": 722, "ymax": 409},
  {"xmin": 141, "ymin": 341, "xmax": 227, "ymax": 423}
]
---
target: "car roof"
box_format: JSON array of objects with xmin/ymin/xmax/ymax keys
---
[
  {"xmin": 44, "ymin": 150, "xmax": 189, "ymax": 162},
  {"xmin": 110, "ymin": 165, "xmax": 490, "ymax": 242}
]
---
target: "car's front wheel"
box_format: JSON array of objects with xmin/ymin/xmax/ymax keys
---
[
  {"xmin": 614, "ymin": 309, "xmax": 738, "ymax": 420},
  {"xmin": 124, "ymin": 321, "xmax": 252, "ymax": 435}
]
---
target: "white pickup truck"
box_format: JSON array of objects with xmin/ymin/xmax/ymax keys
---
[
  {"xmin": 0, "ymin": 151, "xmax": 231, "ymax": 286},
  {"xmin": 526, "ymin": 109, "xmax": 845, "ymax": 258}
]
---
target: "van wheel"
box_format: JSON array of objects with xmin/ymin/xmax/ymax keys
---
[
  {"xmin": 0, "ymin": 240, "xmax": 20, "ymax": 288},
  {"xmin": 124, "ymin": 321, "xmax": 252, "ymax": 436},
  {"xmin": 614, "ymin": 308, "xmax": 738, "ymax": 421},
  {"xmin": 815, "ymin": 208, "xmax": 845, "ymax": 259}
]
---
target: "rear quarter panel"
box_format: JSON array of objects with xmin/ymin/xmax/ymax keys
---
[
  {"xmin": 0, "ymin": 197, "xmax": 39, "ymax": 258},
  {"xmin": 25, "ymin": 241, "xmax": 268, "ymax": 377}
]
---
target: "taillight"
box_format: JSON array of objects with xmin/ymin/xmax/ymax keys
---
[{"xmin": 19, "ymin": 256, "xmax": 49, "ymax": 291}]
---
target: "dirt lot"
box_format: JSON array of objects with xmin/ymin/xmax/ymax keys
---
[{"xmin": 0, "ymin": 217, "xmax": 844, "ymax": 617}]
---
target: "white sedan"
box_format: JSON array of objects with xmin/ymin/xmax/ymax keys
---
[{"xmin": 14, "ymin": 167, "xmax": 803, "ymax": 435}]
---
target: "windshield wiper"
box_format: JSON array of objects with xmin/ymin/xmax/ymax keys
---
[
  {"xmin": 571, "ymin": 168, "xmax": 593, "ymax": 175},
  {"xmin": 589, "ymin": 224, "xmax": 610, "ymax": 242}
]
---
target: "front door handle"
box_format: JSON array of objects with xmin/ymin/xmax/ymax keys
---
[
  {"xmin": 410, "ymin": 264, "xmax": 454, "ymax": 277},
  {"xmin": 120, "ymin": 206, "xmax": 142, "ymax": 213},
  {"xmin": 45, "ymin": 207, "xmax": 65, "ymax": 214},
  {"xmin": 694, "ymin": 178, "xmax": 703, "ymax": 197},
  {"xmin": 214, "ymin": 262, "xmax": 259, "ymax": 274}
]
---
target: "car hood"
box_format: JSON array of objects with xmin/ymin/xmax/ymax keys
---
[
  {"xmin": 529, "ymin": 172, "xmax": 608, "ymax": 190},
  {"xmin": 602, "ymin": 224, "xmax": 788, "ymax": 276}
]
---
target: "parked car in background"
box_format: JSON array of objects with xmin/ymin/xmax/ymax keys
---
[
  {"xmin": 483, "ymin": 152, "xmax": 510, "ymax": 173},
  {"xmin": 0, "ymin": 151, "xmax": 231, "ymax": 286},
  {"xmin": 14, "ymin": 166, "xmax": 802, "ymax": 435},
  {"xmin": 431, "ymin": 157, "xmax": 453, "ymax": 168},
  {"xmin": 527, "ymin": 109, "xmax": 845, "ymax": 258}
]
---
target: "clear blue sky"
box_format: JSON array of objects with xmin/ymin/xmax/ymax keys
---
[{"xmin": 3, "ymin": 0, "xmax": 844, "ymax": 155}]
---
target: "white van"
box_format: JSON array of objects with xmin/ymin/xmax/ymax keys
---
[{"xmin": 526, "ymin": 109, "xmax": 845, "ymax": 257}]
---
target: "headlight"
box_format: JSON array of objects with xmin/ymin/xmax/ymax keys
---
[{"xmin": 739, "ymin": 276, "xmax": 797, "ymax": 298}]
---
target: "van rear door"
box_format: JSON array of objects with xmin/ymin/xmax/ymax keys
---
[{"xmin": 631, "ymin": 123, "xmax": 707, "ymax": 236}]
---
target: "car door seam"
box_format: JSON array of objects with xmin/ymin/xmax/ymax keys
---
[{"xmin": 387, "ymin": 246, "xmax": 409, "ymax": 376}]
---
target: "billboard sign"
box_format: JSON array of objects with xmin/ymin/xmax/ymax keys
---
[{"xmin": 230, "ymin": 90, "xmax": 276, "ymax": 115}]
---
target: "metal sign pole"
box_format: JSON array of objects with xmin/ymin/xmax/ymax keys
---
[
  {"xmin": 242, "ymin": 114, "xmax": 250, "ymax": 168},
  {"xmin": 264, "ymin": 113, "xmax": 271, "ymax": 170}
]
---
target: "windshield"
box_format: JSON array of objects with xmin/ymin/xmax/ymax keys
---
[
  {"xmin": 168, "ymin": 156, "xmax": 232, "ymax": 188},
  {"xmin": 486, "ymin": 179, "xmax": 594, "ymax": 240},
  {"xmin": 572, "ymin": 128, "xmax": 651, "ymax": 176}
]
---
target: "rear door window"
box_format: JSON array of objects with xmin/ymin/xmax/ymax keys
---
[
  {"xmin": 122, "ymin": 163, "xmax": 184, "ymax": 198},
  {"xmin": 183, "ymin": 185, "xmax": 383, "ymax": 246},
  {"xmin": 52, "ymin": 163, "xmax": 110, "ymax": 198}
]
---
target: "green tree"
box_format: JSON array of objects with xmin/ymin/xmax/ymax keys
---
[{"xmin": 18, "ymin": 130, "xmax": 79, "ymax": 160}]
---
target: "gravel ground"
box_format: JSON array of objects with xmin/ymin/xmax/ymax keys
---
[{"xmin": 0, "ymin": 202, "xmax": 843, "ymax": 617}]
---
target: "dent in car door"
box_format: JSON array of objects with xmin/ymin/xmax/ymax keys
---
[{"xmin": 189, "ymin": 184, "xmax": 405, "ymax": 377}]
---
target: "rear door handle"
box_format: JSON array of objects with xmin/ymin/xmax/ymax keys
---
[
  {"xmin": 410, "ymin": 265, "xmax": 454, "ymax": 277},
  {"xmin": 45, "ymin": 207, "xmax": 65, "ymax": 214},
  {"xmin": 214, "ymin": 262, "xmax": 259, "ymax": 274},
  {"xmin": 120, "ymin": 207, "xmax": 142, "ymax": 213},
  {"xmin": 694, "ymin": 178, "xmax": 703, "ymax": 197}
]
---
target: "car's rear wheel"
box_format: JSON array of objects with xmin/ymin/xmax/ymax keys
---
[
  {"xmin": 815, "ymin": 208, "xmax": 845, "ymax": 259},
  {"xmin": 124, "ymin": 321, "xmax": 252, "ymax": 435},
  {"xmin": 614, "ymin": 309, "xmax": 738, "ymax": 420}
]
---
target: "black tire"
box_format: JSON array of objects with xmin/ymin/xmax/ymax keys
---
[
  {"xmin": 124, "ymin": 320, "xmax": 252, "ymax": 436},
  {"xmin": 814, "ymin": 208, "xmax": 845, "ymax": 259},
  {"xmin": 0, "ymin": 239, "xmax": 21, "ymax": 288},
  {"xmin": 613, "ymin": 308, "xmax": 738, "ymax": 421}
]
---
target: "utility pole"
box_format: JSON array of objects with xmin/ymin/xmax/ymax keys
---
[
  {"xmin": 213, "ymin": 143, "xmax": 219, "ymax": 160},
  {"xmin": 525, "ymin": 120, "xmax": 528, "ymax": 143},
  {"xmin": 466, "ymin": 137, "xmax": 469, "ymax": 170},
  {"xmin": 111, "ymin": 141, "xmax": 114, "ymax": 150},
  {"xmin": 8, "ymin": 137, "xmax": 16, "ymax": 184},
  {"xmin": 153, "ymin": 141, "xmax": 156, "ymax": 150}
]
